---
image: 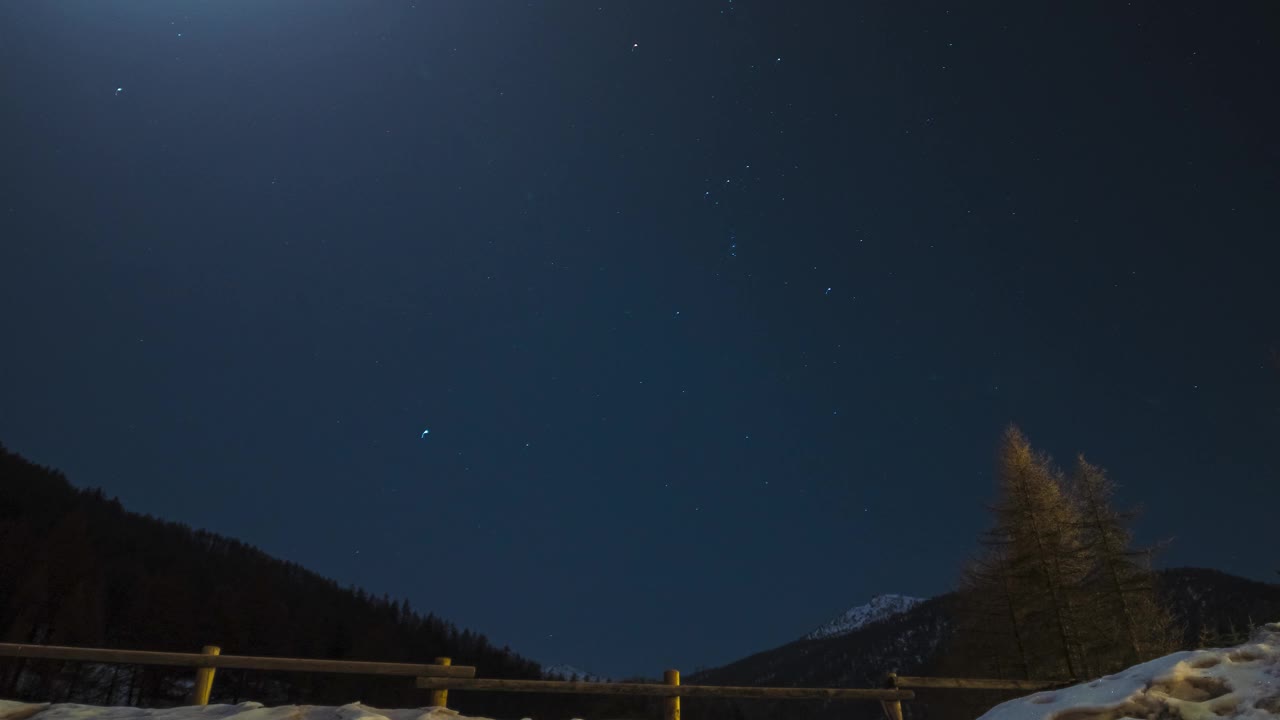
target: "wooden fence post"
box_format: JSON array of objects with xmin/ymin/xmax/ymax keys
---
[
  {"xmin": 880, "ymin": 672, "xmax": 903, "ymax": 720},
  {"xmin": 430, "ymin": 657, "xmax": 451, "ymax": 708},
  {"xmin": 192, "ymin": 645, "xmax": 221, "ymax": 705},
  {"xmin": 664, "ymin": 669, "xmax": 681, "ymax": 720}
]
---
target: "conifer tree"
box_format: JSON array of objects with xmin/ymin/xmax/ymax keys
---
[
  {"xmin": 992, "ymin": 426, "xmax": 1089, "ymax": 679},
  {"xmin": 958, "ymin": 426, "xmax": 1089, "ymax": 680},
  {"xmin": 1070, "ymin": 455, "xmax": 1175, "ymax": 670},
  {"xmin": 958, "ymin": 544, "xmax": 1031, "ymax": 679}
]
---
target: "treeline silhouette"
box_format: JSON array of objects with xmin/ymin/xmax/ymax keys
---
[{"xmin": 0, "ymin": 444, "xmax": 647, "ymax": 719}]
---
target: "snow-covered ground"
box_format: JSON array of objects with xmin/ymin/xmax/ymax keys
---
[
  {"xmin": 540, "ymin": 664, "xmax": 610, "ymax": 683},
  {"xmin": 0, "ymin": 703, "xmax": 486, "ymax": 720},
  {"xmin": 978, "ymin": 621, "xmax": 1280, "ymax": 720},
  {"xmin": 805, "ymin": 593, "xmax": 923, "ymax": 640}
]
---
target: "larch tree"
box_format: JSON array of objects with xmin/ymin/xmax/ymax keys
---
[
  {"xmin": 963, "ymin": 426, "xmax": 1090, "ymax": 680},
  {"xmin": 957, "ymin": 542, "xmax": 1032, "ymax": 679},
  {"xmin": 1070, "ymin": 455, "xmax": 1175, "ymax": 671}
]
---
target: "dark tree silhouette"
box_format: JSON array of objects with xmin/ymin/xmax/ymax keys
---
[{"xmin": 0, "ymin": 444, "xmax": 649, "ymax": 719}]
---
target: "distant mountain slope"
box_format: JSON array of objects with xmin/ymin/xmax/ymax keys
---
[
  {"xmin": 686, "ymin": 570, "xmax": 1280, "ymax": 720},
  {"xmin": 805, "ymin": 594, "xmax": 924, "ymax": 640},
  {"xmin": 692, "ymin": 569, "xmax": 1280, "ymax": 690},
  {"xmin": 0, "ymin": 444, "xmax": 561, "ymax": 717},
  {"xmin": 689, "ymin": 593, "xmax": 953, "ymax": 690},
  {"xmin": 1156, "ymin": 567, "xmax": 1280, "ymax": 646},
  {"xmin": 541, "ymin": 664, "xmax": 611, "ymax": 682}
]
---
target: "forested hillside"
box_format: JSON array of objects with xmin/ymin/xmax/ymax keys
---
[{"xmin": 0, "ymin": 444, "xmax": 606, "ymax": 717}]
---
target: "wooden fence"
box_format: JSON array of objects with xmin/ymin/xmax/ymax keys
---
[
  {"xmin": 890, "ymin": 673, "xmax": 1065, "ymax": 692},
  {"xmin": 0, "ymin": 642, "xmax": 1069, "ymax": 720},
  {"xmin": 417, "ymin": 669, "xmax": 915, "ymax": 720},
  {"xmin": 0, "ymin": 643, "xmax": 471, "ymax": 706}
]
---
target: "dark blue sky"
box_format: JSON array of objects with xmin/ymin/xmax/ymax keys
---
[{"xmin": 2, "ymin": 1, "xmax": 1277, "ymax": 679}]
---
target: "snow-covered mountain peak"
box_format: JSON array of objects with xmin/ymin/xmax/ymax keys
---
[
  {"xmin": 804, "ymin": 593, "xmax": 924, "ymax": 640},
  {"xmin": 541, "ymin": 664, "xmax": 610, "ymax": 682}
]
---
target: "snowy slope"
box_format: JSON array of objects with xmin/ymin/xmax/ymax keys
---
[
  {"xmin": 541, "ymin": 664, "xmax": 610, "ymax": 682},
  {"xmin": 0, "ymin": 702, "xmax": 488, "ymax": 720},
  {"xmin": 805, "ymin": 594, "xmax": 924, "ymax": 640},
  {"xmin": 979, "ymin": 621, "xmax": 1280, "ymax": 720}
]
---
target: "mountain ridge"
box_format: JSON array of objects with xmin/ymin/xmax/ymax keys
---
[
  {"xmin": 805, "ymin": 593, "xmax": 924, "ymax": 640},
  {"xmin": 0, "ymin": 443, "xmax": 567, "ymax": 717},
  {"xmin": 541, "ymin": 664, "xmax": 611, "ymax": 682},
  {"xmin": 685, "ymin": 569, "xmax": 1280, "ymax": 720}
]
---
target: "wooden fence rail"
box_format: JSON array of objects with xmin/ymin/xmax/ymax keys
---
[
  {"xmin": 1, "ymin": 642, "xmax": 1072, "ymax": 720},
  {"xmin": 413, "ymin": 676, "xmax": 916, "ymax": 700},
  {"xmin": 0, "ymin": 642, "xmax": 472, "ymax": 705},
  {"xmin": 0, "ymin": 643, "xmax": 474, "ymax": 678},
  {"xmin": 0, "ymin": 643, "xmax": 912, "ymax": 720},
  {"xmin": 417, "ymin": 668, "xmax": 913, "ymax": 720},
  {"xmin": 891, "ymin": 673, "xmax": 1066, "ymax": 691}
]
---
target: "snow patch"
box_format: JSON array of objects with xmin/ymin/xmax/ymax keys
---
[
  {"xmin": 805, "ymin": 594, "xmax": 924, "ymax": 640},
  {"xmin": 0, "ymin": 703, "xmax": 481, "ymax": 720},
  {"xmin": 541, "ymin": 664, "xmax": 610, "ymax": 682},
  {"xmin": 978, "ymin": 621, "xmax": 1280, "ymax": 720}
]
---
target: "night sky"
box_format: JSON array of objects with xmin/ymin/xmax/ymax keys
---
[{"xmin": 2, "ymin": 1, "xmax": 1278, "ymax": 680}]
